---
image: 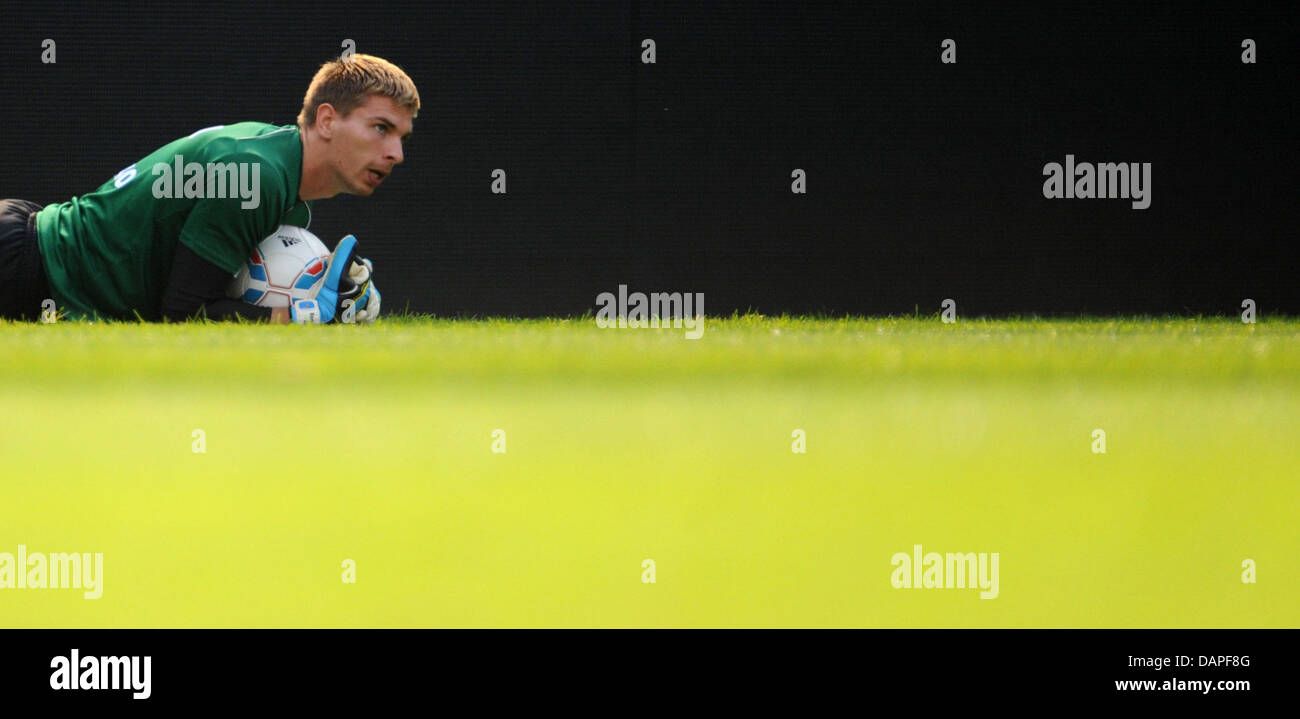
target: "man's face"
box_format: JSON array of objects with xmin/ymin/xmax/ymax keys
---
[{"xmin": 325, "ymin": 94, "xmax": 413, "ymax": 196}]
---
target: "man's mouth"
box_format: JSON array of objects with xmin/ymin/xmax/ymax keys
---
[{"xmin": 366, "ymin": 168, "xmax": 387, "ymax": 185}]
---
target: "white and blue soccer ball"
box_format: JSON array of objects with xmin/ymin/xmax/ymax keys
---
[{"xmin": 226, "ymin": 225, "xmax": 330, "ymax": 307}]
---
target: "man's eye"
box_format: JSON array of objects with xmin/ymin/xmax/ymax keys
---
[{"xmin": 375, "ymin": 124, "xmax": 387, "ymax": 133}]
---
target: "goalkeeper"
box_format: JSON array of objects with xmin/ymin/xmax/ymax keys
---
[{"xmin": 0, "ymin": 53, "xmax": 417, "ymax": 324}]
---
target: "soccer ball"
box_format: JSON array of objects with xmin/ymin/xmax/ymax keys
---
[{"xmin": 226, "ymin": 225, "xmax": 330, "ymax": 307}]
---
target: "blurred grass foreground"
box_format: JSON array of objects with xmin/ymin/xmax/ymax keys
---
[{"xmin": 1, "ymin": 315, "xmax": 1296, "ymax": 627}]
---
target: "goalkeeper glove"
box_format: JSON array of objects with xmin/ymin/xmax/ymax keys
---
[
  {"xmin": 291, "ymin": 235, "xmax": 358, "ymax": 324},
  {"xmin": 338, "ymin": 257, "xmax": 382, "ymax": 324}
]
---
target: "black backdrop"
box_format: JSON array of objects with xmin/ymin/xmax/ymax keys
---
[{"xmin": 4, "ymin": 1, "xmax": 1296, "ymax": 316}]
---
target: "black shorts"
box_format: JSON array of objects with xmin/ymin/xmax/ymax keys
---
[{"xmin": 0, "ymin": 199, "xmax": 52, "ymax": 321}]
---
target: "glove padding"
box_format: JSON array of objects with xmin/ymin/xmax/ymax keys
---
[
  {"xmin": 291, "ymin": 235, "xmax": 358, "ymax": 324},
  {"xmin": 338, "ymin": 257, "xmax": 381, "ymax": 324}
]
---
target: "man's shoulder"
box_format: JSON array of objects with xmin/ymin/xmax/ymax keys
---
[
  {"xmin": 195, "ymin": 123, "xmax": 299, "ymax": 159},
  {"xmin": 189, "ymin": 123, "xmax": 302, "ymax": 207}
]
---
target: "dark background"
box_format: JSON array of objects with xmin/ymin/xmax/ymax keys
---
[{"xmin": 4, "ymin": 0, "xmax": 1296, "ymax": 316}]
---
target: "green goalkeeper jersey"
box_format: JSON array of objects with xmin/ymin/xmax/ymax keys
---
[{"xmin": 36, "ymin": 122, "xmax": 313, "ymax": 320}]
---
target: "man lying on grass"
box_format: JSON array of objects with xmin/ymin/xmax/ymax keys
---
[{"xmin": 0, "ymin": 54, "xmax": 417, "ymax": 324}]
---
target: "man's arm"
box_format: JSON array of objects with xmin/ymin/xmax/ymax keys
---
[{"xmin": 160, "ymin": 243, "xmax": 288, "ymax": 323}]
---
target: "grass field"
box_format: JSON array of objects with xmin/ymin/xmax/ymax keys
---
[{"xmin": 1, "ymin": 315, "xmax": 1297, "ymax": 627}]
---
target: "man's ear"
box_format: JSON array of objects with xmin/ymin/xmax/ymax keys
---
[{"xmin": 314, "ymin": 103, "xmax": 337, "ymax": 139}]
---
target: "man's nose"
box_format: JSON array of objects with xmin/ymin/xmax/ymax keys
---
[{"xmin": 387, "ymin": 138, "xmax": 404, "ymax": 165}]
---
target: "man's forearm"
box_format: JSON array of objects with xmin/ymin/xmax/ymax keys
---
[
  {"xmin": 271, "ymin": 306, "xmax": 290, "ymax": 324},
  {"xmin": 189, "ymin": 298, "xmax": 273, "ymax": 322},
  {"xmin": 162, "ymin": 244, "xmax": 277, "ymax": 323}
]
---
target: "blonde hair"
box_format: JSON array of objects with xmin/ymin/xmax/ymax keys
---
[{"xmin": 297, "ymin": 54, "xmax": 420, "ymax": 128}]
